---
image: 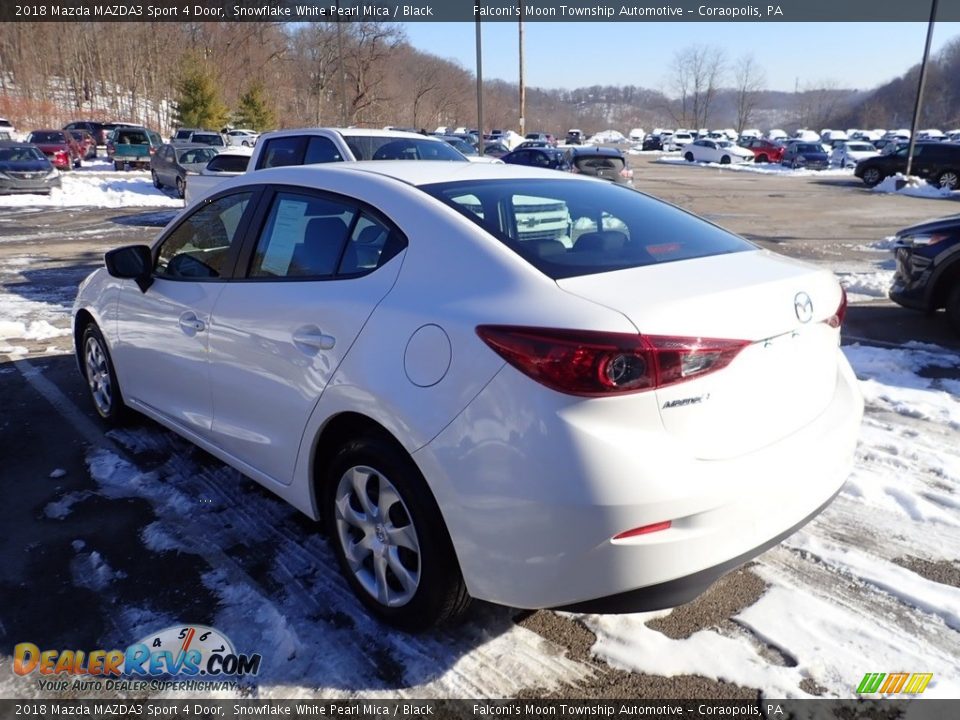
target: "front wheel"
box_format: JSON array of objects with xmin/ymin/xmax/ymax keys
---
[
  {"xmin": 757, "ymin": 154, "xmax": 768, "ymax": 163},
  {"xmin": 720, "ymin": 155, "xmax": 731, "ymax": 165},
  {"xmin": 324, "ymin": 432, "xmax": 470, "ymax": 630},
  {"xmin": 684, "ymin": 151, "xmax": 694, "ymax": 162},
  {"xmin": 81, "ymin": 323, "xmax": 128, "ymax": 424},
  {"xmin": 176, "ymin": 176, "xmax": 185, "ymax": 198}
]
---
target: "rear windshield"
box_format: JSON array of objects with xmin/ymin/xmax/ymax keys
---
[
  {"xmin": 191, "ymin": 133, "xmax": 225, "ymax": 146},
  {"xmin": 117, "ymin": 130, "xmax": 149, "ymax": 144},
  {"xmin": 342, "ymin": 135, "xmax": 466, "ymax": 162},
  {"xmin": 421, "ymin": 179, "xmax": 754, "ymax": 279},
  {"xmin": 573, "ymin": 154, "xmax": 625, "ymax": 172},
  {"xmin": 206, "ymin": 154, "xmax": 249, "ymax": 172},
  {"xmin": 29, "ymin": 131, "xmax": 66, "ymax": 143}
]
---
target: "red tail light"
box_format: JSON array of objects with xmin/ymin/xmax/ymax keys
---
[
  {"xmin": 476, "ymin": 326, "xmax": 748, "ymax": 397},
  {"xmin": 824, "ymin": 288, "xmax": 847, "ymax": 329}
]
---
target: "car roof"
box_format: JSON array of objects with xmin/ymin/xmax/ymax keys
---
[
  {"xmin": 569, "ymin": 146, "xmax": 625, "ymax": 157},
  {"xmin": 231, "ymin": 160, "xmax": 586, "ymax": 189},
  {"xmin": 262, "ymin": 127, "xmax": 443, "ymax": 141}
]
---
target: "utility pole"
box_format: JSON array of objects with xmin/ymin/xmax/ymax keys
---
[
  {"xmin": 476, "ymin": 20, "xmax": 484, "ymax": 153},
  {"xmin": 906, "ymin": 0, "xmax": 939, "ymax": 179},
  {"xmin": 336, "ymin": 1, "xmax": 348, "ymax": 127},
  {"xmin": 518, "ymin": 9, "xmax": 525, "ymax": 137}
]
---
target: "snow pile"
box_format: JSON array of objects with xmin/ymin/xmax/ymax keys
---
[
  {"xmin": 0, "ymin": 318, "xmax": 69, "ymax": 340},
  {"xmin": 0, "ymin": 172, "xmax": 182, "ymax": 209},
  {"xmin": 836, "ymin": 270, "xmax": 894, "ymax": 301},
  {"xmin": 587, "ymin": 342, "xmax": 960, "ymax": 698},
  {"xmin": 589, "ymin": 129, "xmax": 627, "ymax": 144},
  {"xmin": 873, "ymin": 174, "xmax": 953, "ymax": 199},
  {"xmin": 656, "ymin": 156, "xmax": 853, "ymax": 177}
]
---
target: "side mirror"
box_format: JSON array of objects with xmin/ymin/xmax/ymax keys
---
[{"xmin": 105, "ymin": 244, "xmax": 153, "ymax": 293}]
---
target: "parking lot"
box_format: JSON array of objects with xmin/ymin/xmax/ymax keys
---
[{"xmin": 1, "ymin": 155, "xmax": 958, "ymax": 700}]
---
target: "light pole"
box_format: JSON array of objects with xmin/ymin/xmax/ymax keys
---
[
  {"xmin": 518, "ymin": 9, "xmax": 525, "ymax": 137},
  {"xmin": 476, "ymin": 20, "xmax": 484, "ymax": 153},
  {"xmin": 906, "ymin": 0, "xmax": 939, "ymax": 179}
]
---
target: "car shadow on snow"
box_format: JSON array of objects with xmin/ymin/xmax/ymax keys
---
[
  {"xmin": 2, "ymin": 353, "xmax": 538, "ymax": 695},
  {"xmin": 3, "ymin": 256, "xmax": 103, "ymax": 312}
]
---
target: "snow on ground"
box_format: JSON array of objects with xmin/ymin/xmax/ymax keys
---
[
  {"xmin": 585, "ymin": 341, "xmax": 960, "ymax": 699},
  {"xmin": 0, "ymin": 171, "xmax": 182, "ymax": 209},
  {"xmin": 656, "ymin": 156, "xmax": 855, "ymax": 177},
  {"xmin": 836, "ymin": 269, "xmax": 894, "ymax": 301},
  {"xmin": 873, "ymin": 174, "xmax": 954, "ymax": 199}
]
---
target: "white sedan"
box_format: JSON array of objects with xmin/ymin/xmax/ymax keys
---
[
  {"xmin": 74, "ymin": 162, "xmax": 863, "ymax": 629},
  {"xmin": 830, "ymin": 141, "xmax": 879, "ymax": 168},
  {"xmin": 683, "ymin": 139, "xmax": 754, "ymax": 164},
  {"xmin": 225, "ymin": 129, "xmax": 259, "ymax": 147}
]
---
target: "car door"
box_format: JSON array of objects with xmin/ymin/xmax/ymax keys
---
[
  {"xmin": 112, "ymin": 190, "xmax": 258, "ymax": 438},
  {"xmin": 206, "ymin": 187, "xmax": 406, "ymax": 484}
]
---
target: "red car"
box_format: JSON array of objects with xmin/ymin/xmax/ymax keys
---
[
  {"xmin": 26, "ymin": 129, "xmax": 83, "ymax": 169},
  {"xmin": 67, "ymin": 129, "xmax": 98, "ymax": 160},
  {"xmin": 740, "ymin": 138, "xmax": 785, "ymax": 164}
]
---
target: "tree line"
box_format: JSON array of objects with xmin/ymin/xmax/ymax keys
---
[{"xmin": 0, "ymin": 22, "xmax": 956, "ymax": 136}]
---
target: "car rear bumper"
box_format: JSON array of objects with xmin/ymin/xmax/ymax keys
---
[{"xmin": 415, "ymin": 348, "xmax": 863, "ymax": 610}]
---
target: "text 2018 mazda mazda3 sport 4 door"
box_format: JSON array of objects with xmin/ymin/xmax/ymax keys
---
[{"xmin": 73, "ymin": 162, "xmax": 863, "ymax": 629}]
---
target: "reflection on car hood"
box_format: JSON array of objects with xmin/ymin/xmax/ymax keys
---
[
  {"xmin": 0, "ymin": 160, "xmax": 51, "ymax": 172},
  {"xmin": 896, "ymin": 214, "xmax": 960, "ymax": 237}
]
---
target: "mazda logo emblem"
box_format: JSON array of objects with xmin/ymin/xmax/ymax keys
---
[{"xmin": 794, "ymin": 292, "xmax": 814, "ymax": 323}]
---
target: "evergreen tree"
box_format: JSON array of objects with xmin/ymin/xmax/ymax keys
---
[
  {"xmin": 234, "ymin": 81, "xmax": 277, "ymax": 131},
  {"xmin": 174, "ymin": 55, "xmax": 229, "ymax": 130}
]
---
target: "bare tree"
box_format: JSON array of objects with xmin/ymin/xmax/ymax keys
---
[
  {"xmin": 734, "ymin": 54, "xmax": 766, "ymax": 133},
  {"xmin": 670, "ymin": 45, "xmax": 726, "ymax": 130}
]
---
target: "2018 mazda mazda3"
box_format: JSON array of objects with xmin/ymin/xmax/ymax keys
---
[{"xmin": 73, "ymin": 161, "xmax": 863, "ymax": 629}]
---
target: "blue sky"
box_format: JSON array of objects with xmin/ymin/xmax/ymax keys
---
[{"xmin": 402, "ymin": 22, "xmax": 960, "ymax": 94}]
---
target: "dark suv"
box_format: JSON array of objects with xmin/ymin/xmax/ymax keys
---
[
  {"xmin": 889, "ymin": 215, "xmax": 960, "ymax": 335},
  {"xmin": 64, "ymin": 121, "xmax": 108, "ymax": 146},
  {"xmin": 855, "ymin": 142, "xmax": 960, "ymax": 188}
]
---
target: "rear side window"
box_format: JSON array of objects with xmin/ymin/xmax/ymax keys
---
[
  {"xmin": 206, "ymin": 155, "xmax": 250, "ymax": 173},
  {"xmin": 422, "ymin": 179, "xmax": 754, "ymax": 279},
  {"xmin": 257, "ymin": 136, "xmax": 305, "ymax": 169},
  {"xmin": 342, "ymin": 134, "xmax": 465, "ymax": 161}
]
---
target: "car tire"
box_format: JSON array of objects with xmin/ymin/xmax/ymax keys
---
[
  {"xmin": 862, "ymin": 167, "xmax": 882, "ymax": 187},
  {"xmin": 114, "ymin": 161, "xmax": 123, "ymax": 172},
  {"xmin": 324, "ymin": 431, "xmax": 471, "ymax": 631},
  {"xmin": 757, "ymin": 154, "xmax": 768, "ymax": 163},
  {"xmin": 81, "ymin": 323, "xmax": 129, "ymax": 425},
  {"xmin": 176, "ymin": 176, "xmax": 185, "ymax": 199},
  {"xmin": 947, "ymin": 284, "xmax": 960, "ymax": 336},
  {"xmin": 241, "ymin": 140, "xmax": 250, "ymax": 147},
  {"xmin": 720, "ymin": 155, "xmax": 731, "ymax": 165},
  {"xmin": 937, "ymin": 170, "xmax": 959, "ymax": 190},
  {"xmin": 151, "ymin": 170, "xmax": 162, "ymax": 189},
  {"xmin": 684, "ymin": 152, "xmax": 694, "ymax": 162}
]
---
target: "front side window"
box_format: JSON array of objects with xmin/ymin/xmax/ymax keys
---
[
  {"xmin": 423, "ymin": 179, "xmax": 754, "ymax": 280},
  {"xmin": 343, "ymin": 134, "xmax": 466, "ymax": 162},
  {"xmin": 155, "ymin": 192, "xmax": 253, "ymax": 280}
]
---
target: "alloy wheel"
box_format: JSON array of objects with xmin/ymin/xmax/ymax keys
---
[
  {"xmin": 333, "ymin": 465, "xmax": 421, "ymax": 608},
  {"xmin": 84, "ymin": 335, "xmax": 113, "ymax": 416}
]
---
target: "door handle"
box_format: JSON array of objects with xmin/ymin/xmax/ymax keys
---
[
  {"xmin": 293, "ymin": 327, "xmax": 336, "ymax": 352},
  {"xmin": 178, "ymin": 312, "xmax": 205, "ymax": 334}
]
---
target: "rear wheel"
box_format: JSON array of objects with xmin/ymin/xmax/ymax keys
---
[
  {"xmin": 81, "ymin": 323, "xmax": 129, "ymax": 424},
  {"xmin": 324, "ymin": 432, "xmax": 470, "ymax": 631},
  {"xmin": 114, "ymin": 161, "xmax": 123, "ymax": 171},
  {"xmin": 862, "ymin": 167, "xmax": 882, "ymax": 187},
  {"xmin": 151, "ymin": 170, "xmax": 162, "ymax": 189},
  {"xmin": 947, "ymin": 285, "xmax": 960, "ymax": 336},
  {"xmin": 937, "ymin": 170, "xmax": 959, "ymax": 190}
]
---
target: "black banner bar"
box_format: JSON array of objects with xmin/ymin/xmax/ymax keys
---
[
  {"xmin": 5, "ymin": 0, "xmax": 960, "ymax": 23},
  {"xmin": 0, "ymin": 699, "xmax": 958, "ymax": 720}
]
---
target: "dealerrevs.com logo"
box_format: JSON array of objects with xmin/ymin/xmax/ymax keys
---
[
  {"xmin": 857, "ymin": 672, "xmax": 934, "ymax": 695},
  {"xmin": 14, "ymin": 625, "xmax": 261, "ymax": 692}
]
